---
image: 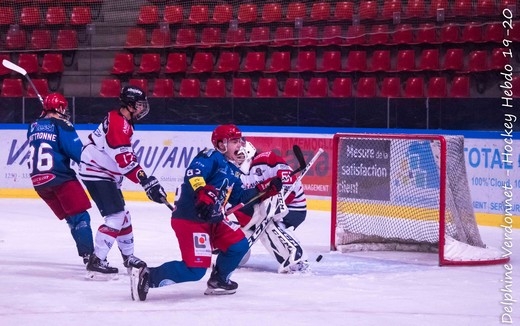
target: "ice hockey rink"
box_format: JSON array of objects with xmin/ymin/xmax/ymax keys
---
[{"xmin": 0, "ymin": 198, "xmax": 517, "ymax": 326}]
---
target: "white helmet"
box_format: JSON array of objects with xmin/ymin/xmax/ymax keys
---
[{"xmin": 237, "ymin": 141, "xmax": 256, "ymax": 174}]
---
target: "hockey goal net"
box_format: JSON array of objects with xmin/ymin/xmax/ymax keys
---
[{"xmin": 331, "ymin": 133, "xmax": 509, "ymax": 266}]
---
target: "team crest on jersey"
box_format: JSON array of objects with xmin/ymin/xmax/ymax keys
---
[
  {"xmin": 253, "ymin": 167, "xmax": 264, "ymax": 176},
  {"xmin": 193, "ymin": 233, "xmax": 212, "ymax": 257}
]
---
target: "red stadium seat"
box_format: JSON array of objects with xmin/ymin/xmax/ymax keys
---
[
  {"xmin": 0, "ymin": 54, "xmax": 12, "ymax": 76},
  {"xmin": 286, "ymin": 2, "xmax": 307, "ymax": 22},
  {"xmin": 511, "ymin": 76, "xmax": 520, "ymax": 98},
  {"xmin": 152, "ymin": 78, "xmax": 174, "ymax": 98},
  {"xmin": 296, "ymin": 26, "xmax": 318, "ymax": 47},
  {"xmin": 20, "ymin": 7, "xmax": 41, "ymax": 27},
  {"xmin": 56, "ymin": 29, "xmax": 78, "ymax": 50},
  {"xmin": 382, "ymin": 0, "xmax": 403, "ymax": 20},
  {"xmin": 359, "ymin": 1, "xmax": 378, "ymax": 20},
  {"xmin": 30, "ymin": 29, "xmax": 52, "ymax": 50},
  {"xmin": 403, "ymin": 77, "xmax": 425, "ymax": 97},
  {"xmin": 212, "ymin": 4, "xmax": 233, "ymax": 24},
  {"xmin": 428, "ymin": 0, "xmax": 449, "ymax": 17},
  {"xmin": 241, "ymin": 52, "xmax": 265, "ymax": 72},
  {"xmin": 179, "ymin": 79, "xmax": 201, "ymax": 97},
  {"xmin": 45, "ymin": 6, "xmax": 67, "ymax": 26},
  {"xmin": 249, "ymin": 27, "xmax": 270, "ymax": 46},
  {"xmin": 380, "ymin": 77, "xmax": 401, "ymax": 98},
  {"xmin": 482, "ymin": 23, "xmax": 504, "ymax": 42},
  {"xmin": 282, "ymin": 78, "xmax": 304, "ymax": 97},
  {"xmin": 137, "ymin": 53, "xmax": 161, "ymax": 74},
  {"xmin": 439, "ymin": 24, "xmax": 460, "ymax": 43},
  {"xmin": 320, "ymin": 25, "xmax": 343, "ymax": 46},
  {"xmin": 261, "ymin": 3, "xmax": 282, "ymax": 23},
  {"xmin": 265, "ymin": 51, "xmax": 291, "ymax": 73},
  {"xmin": 175, "ymin": 28, "xmax": 196, "ymax": 47},
  {"xmin": 70, "ymin": 6, "xmax": 92, "ymax": 26},
  {"xmin": 129, "ymin": 79, "xmax": 148, "ymax": 94},
  {"xmin": 442, "ymin": 48, "xmax": 464, "ymax": 71},
  {"xmin": 200, "ymin": 27, "xmax": 222, "ymax": 48},
  {"xmin": 427, "ymin": 77, "xmax": 447, "ymax": 98},
  {"xmin": 232, "ymin": 78, "xmax": 252, "ymax": 97},
  {"xmin": 368, "ymin": 50, "xmax": 391, "ymax": 72},
  {"xmin": 111, "ymin": 53, "xmax": 134, "ymax": 75},
  {"xmin": 367, "ymin": 24, "xmax": 390, "ymax": 45},
  {"xmin": 150, "ymin": 28, "xmax": 172, "ymax": 48},
  {"xmin": 499, "ymin": 0, "xmax": 517, "ymax": 13},
  {"xmin": 452, "ymin": 0, "xmax": 473, "ymax": 16},
  {"xmin": 306, "ymin": 78, "xmax": 328, "ymax": 97},
  {"xmin": 391, "ymin": 24, "xmax": 414, "ymax": 44},
  {"xmin": 256, "ymin": 78, "xmax": 278, "ymax": 97},
  {"xmin": 164, "ymin": 52, "xmax": 187, "ymax": 74},
  {"xmin": 190, "ymin": 52, "xmax": 214, "ymax": 74},
  {"xmin": 476, "ymin": 0, "xmax": 497, "ymax": 16},
  {"xmin": 204, "ymin": 78, "xmax": 226, "ymax": 97},
  {"xmin": 509, "ymin": 21, "xmax": 520, "ymax": 42},
  {"xmin": 271, "ymin": 27, "xmax": 294, "ymax": 47},
  {"xmin": 449, "ymin": 76, "xmax": 470, "ymax": 97},
  {"xmin": 41, "ymin": 53, "xmax": 64, "ymax": 74},
  {"xmin": 27, "ymin": 78, "xmax": 49, "ymax": 98},
  {"xmin": 99, "ymin": 78, "xmax": 122, "ymax": 97},
  {"xmin": 415, "ymin": 23, "xmax": 437, "ymax": 44},
  {"xmin": 333, "ymin": 2, "xmax": 354, "ymax": 21},
  {"xmin": 310, "ymin": 2, "xmax": 331, "ymax": 21},
  {"xmin": 395, "ymin": 49, "xmax": 416, "ymax": 71},
  {"xmin": 18, "ymin": 53, "xmax": 39, "ymax": 75},
  {"xmin": 137, "ymin": 5, "xmax": 159, "ymax": 25},
  {"xmin": 405, "ymin": 0, "xmax": 426, "ymax": 18},
  {"xmin": 344, "ymin": 50, "xmax": 367, "ymax": 72},
  {"xmin": 163, "ymin": 5, "xmax": 184, "ymax": 24},
  {"xmin": 417, "ymin": 49, "xmax": 440, "ymax": 71},
  {"xmin": 0, "ymin": 6, "xmax": 15, "ymax": 26},
  {"xmin": 1, "ymin": 78, "xmax": 24, "ymax": 97},
  {"xmin": 238, "ymin": 4, "xmax": 258, "ymax": 23},
  {"xmin": 188, "ymin": 5, "xmax": 209, "ymax": 25},
  {"xmin": 215, "ymin": 51, "xmax": 240, "ymax": 73},
  {"xmin": 224, "ymin": 27, "xmax": 246, "ymax": 47},
  {"xmin": 461, "ymin": 23, "xmax": 483, "ymax": 43},
  {"xmin": 345, "ymin": 25, "xmax": 366, "ymax": 46},
  {"xmin": 317, "ymin": 51, "xmax": 342, "ymax": 72},
  {"xmin": 293, "ymin": 51, "xmax": 316, "ymax": 72},
  {"xmin": 467, "ymin": 50, "xmax": 488, "ymax": 72},
  {"xmin": 6, "ymin": 28, "xmax": 27, "ymax": 50},
  {"xmin": 490, "ymin": 48, "xmax": 510, "ymax": 70},
  {"xmin": 331, "ymin": 77, "xmax": 352, "ymax": 97},
  {"xmin": 356, "ymin": 77, "xmax": 377, "ymax": 97},
  {"xmin": 125, "ymin": 27, "xmax": 147, "ymax": 48}
]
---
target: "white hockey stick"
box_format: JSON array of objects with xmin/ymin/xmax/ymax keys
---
[{"xmin": 2, "ymin": 59, "xmax": 44, "ymax": 105}]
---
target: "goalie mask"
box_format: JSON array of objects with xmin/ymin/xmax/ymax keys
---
[
  {"xmin": 237, "ymin": 140, "xmax": 257, "ymax": 174},
  {"xmin": 41, "ymin": 93, "xmax": 69, "ymax": 120},
  {"xmin": 120, "ymin": 86, "xmax": 150, "ymax": 121}
]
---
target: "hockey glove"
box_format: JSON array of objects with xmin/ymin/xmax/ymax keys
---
[
  {"xmin": 256, "ymin": 177, "xmax": 283, "ymax": 201},
  {"xmin": 140, "ymin": 176, "xmax": 167, "ymax": 204},
  {"xmin": 195, "ymin": 185, "xmax": 221, "ymax": 222}
]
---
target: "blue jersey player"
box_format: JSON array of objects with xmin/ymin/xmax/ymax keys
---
[
  {"xmin": 131, "ymin": 124, "xmax": 283, "ymax": 300},
  {"xmin": 27, "ymin": 93, "xmax": 94, "ymax": 265}
]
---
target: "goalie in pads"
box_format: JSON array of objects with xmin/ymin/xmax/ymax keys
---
[{"xmin": 235, "ymin": 141, "xmax": 310, "ymax": 273}]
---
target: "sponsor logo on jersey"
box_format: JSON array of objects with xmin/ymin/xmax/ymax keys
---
[
  {"xmin": 31, "ymin": 173, "xmax": 55, "ymax": 186},
  {"xmin": 193, "ymin": 233, "xmax": 212, "ymax": 257}
]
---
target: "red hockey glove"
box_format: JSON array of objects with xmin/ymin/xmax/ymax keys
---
[
  {"xmin": 256, "ymin": 177, "xmax": 283, "ymax": 201},
  {"xmin": 277, "ymin": 169, "xmax": 297, "ymax": 185},
  {"xmin": 195, "ymin": 185, "xmax": 219, "ymax": 222}
]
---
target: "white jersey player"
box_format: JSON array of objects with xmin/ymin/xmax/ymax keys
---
[{"xmin": 235, "ymin": 141, "xmax": 309, "ymax": 273}]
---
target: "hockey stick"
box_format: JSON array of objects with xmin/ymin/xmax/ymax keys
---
[
  {"xmin": 225, "ymin": 145, "xmax": 308, "ymax": 216},
  {"xmin": 2, "ymin": 59, "xmax": 44, "ymax": 106},
  {"xmin": 243, "ymin": 148, "xmax": 324, "ymax": 246},
  {"xmin": 161, "ymin": 197, "xmax": 175, "ymax": 212}
]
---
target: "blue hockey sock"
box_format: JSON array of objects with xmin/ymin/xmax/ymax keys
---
[
  {"xmin": 214, "ymin": 237, "xmax": 249, "ymax": 281},
  {"xmin": 149, "ymin": 261, "xmax": 206, "ymax": 287},
  {"xmin": 66, "ymin": 211, "xmax": 94, "ymax": 257}
]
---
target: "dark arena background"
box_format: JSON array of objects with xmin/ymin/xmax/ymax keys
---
[{"xmin": 0, "ymin": 0, "xmax": 518, "ymax": 130}]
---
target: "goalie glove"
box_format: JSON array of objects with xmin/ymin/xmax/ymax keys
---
[
  {"xmin": 256, "ymin": 177, "xmax": 283, "ymax": 201},
  {"xmin": 195, "ymin": 185, "xmax": 223, "ymax": 223},
  {"xmin": 140, "ymin": 176, "xmax": 167, "ymax": 204}
]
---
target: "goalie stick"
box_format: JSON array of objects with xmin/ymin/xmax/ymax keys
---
[
  {"xmin": 225, "ymin": 145, "xmax": 308, "ymax": 216},
  {"xmin": 2, "ymin": 59, "xmax": 44, "ymax": 105}
]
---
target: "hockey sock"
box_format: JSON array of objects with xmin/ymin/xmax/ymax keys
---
[
  {"xmin": 214, "ymin": 237, "xmax": 249, "ymax": 281},
  {"xmin": 66, "ymin": 211, "xmax": 94, "ymax": 256},
  {"xmin": 148, "ymin": 261, "xmax": 206, "ymax": 287}
]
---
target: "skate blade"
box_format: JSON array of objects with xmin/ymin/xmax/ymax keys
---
[
  {"xmin": 85, "ymin": 271, "xmax": 119, "ymax": 281},
  {"xmin": 204, "ymin": 287, "xmax": 236, "ymax": 295},
  {"xmin": 130, "ymin": 268, "xmax": 138, "ymax": 301}
]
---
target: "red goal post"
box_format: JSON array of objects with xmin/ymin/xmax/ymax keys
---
[{"xmin": 331, "ymin": 133, "xmax": 509, "ymax": 266}]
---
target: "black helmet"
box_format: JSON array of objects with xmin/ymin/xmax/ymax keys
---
[{"xmin": 120, "ymin": 86, "xmax": 149, "ymax": 120}]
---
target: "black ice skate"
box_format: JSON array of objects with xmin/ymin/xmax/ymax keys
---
[
  {"xmin": 131, "ymin": 267, "xmax": 150, "ymax": 301},
  {"xmin": 82, "ymin": 253, "xmax": 90, "ymax": 265},
  {"xmin": 204, "ymin": 268, "xmax": 238, "ymax": 295},
  {"xmin": 86, "ymin": 254, "xmax": 119, "ymax": 280},
  {"xmin": 122, "ymin": 254, "xmax": 147, "ymax": 274}
]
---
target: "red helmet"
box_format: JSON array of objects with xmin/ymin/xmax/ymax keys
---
[
  {"xmin": 42, "ymin": 93, "xmax": 68, "ymax": 117},
  {"xmin": 211, "ymin": 124, "xmax": 242, "ymax": 148}
]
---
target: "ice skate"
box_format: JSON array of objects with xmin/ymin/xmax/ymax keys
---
[
  {"xmin": 122, "ymin": 254, "xmax": 147, "ymax": 274},
  {"xmin": 86, "ymin": 254, "xmax": 119, "ymax": 280},
  {"xmin": 131, "ymin": 267, "xmax": 149, "ymax": 301},
  {"xmin": 82, "ymin": 253, "xmax": 90, "ymax": 265},
  {"xmin": 204, "ymin": 268, "xmax": 238, "ymax": 295}
]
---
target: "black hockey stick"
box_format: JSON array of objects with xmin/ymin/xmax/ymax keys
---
[
  {"xmin": 225, "ymin": 145, "xmax": 308, "ymax": 216},
  {"xmin": 2, "ymin": 59, "xmax": 44, "ymax": 106}
]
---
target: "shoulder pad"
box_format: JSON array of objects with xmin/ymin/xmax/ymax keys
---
[
  {"xmin": 199, "ymin": 148, "xmax": 216, "ymax": 158},
  {"xmin": 53, "ymin": 118, "xmax": 74, "ymax": 131}
]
